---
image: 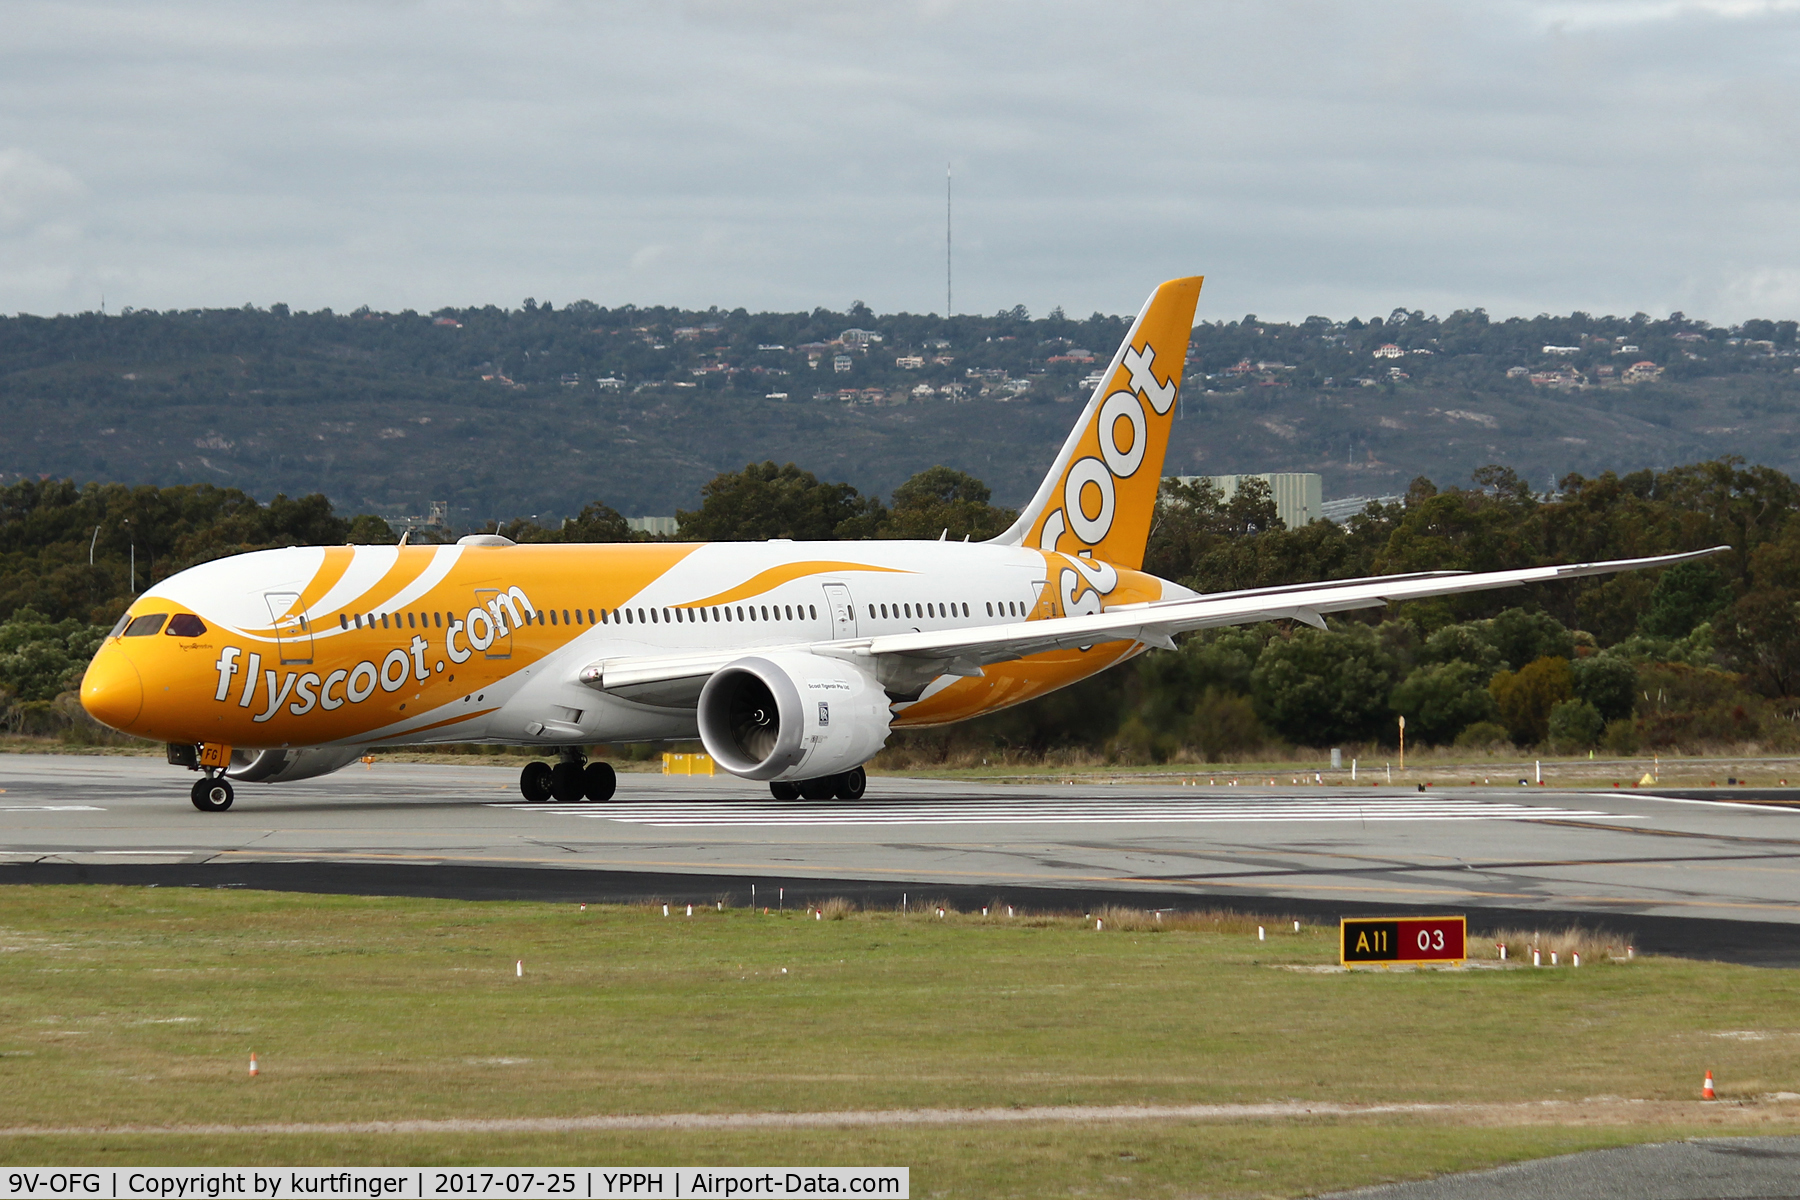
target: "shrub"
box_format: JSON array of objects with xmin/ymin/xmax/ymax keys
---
[
  {"xmin": 1602, "ymin": 718, "xmax": 1640, "ymax": 755},
  {"xmin": 1187, "ymin": 687, "xmax": 1265, "ymax": 762},
  {"xmin": 1490, "ymin": 656, "xmax": 1575, "ymax": 745},
  {"xmin": 1547, "ymin": 698, "xmax": 1605, "ymax": 751},
  {"xmin": 1453, "ymin": 721, "xmax": 1510, "ymax": 750},
  {"xmin": 1251, "ymin": 625, "xmax": 1402, "ymax": 745},
  {"xmin": 1571, "ymin": 654, "xmax": 1638, "ymax": 722},
  {"xmin": 1390, "ymin": 660, "xmax": 1501, "ymax": 744}
]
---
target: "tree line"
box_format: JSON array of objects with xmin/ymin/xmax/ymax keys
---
[{"xmin": 5, "ymin": 458, "xmax": 1799, "ymax": 762}]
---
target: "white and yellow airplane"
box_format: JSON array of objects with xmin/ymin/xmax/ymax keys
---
[{"xmin": 80, "ymin": 277, "xmax": 1721, "ymax": 811}]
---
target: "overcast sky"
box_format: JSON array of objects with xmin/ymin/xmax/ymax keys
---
[{"xmin": 1, "ymin": 1, "xmax": 1796, "ymax": 324}]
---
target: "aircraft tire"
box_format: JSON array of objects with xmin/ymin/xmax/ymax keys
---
[
  {"xmin": 797, "ymin": 776, "xmax": 837, "ymax": 801},
  {"xmin": 550, "ymin": 761, "xmax": 586, "ymax": 803},
  {"xmin": 583, "ymin": 761, "xmax": 617, "ymax": 802},
  {"xmin": 834, "ymin": 766, "xmax": 866, "ymax": 800},
  {"xmin": 190, "ymin": 777, "xmax": 234, "ymax": 812},
  {"xmin": 520, "ymin": 760, "xmax": 554, "ymax": 802},
  {"xmin": 769, "ymin": 781, "xmax": 800, "ymax": 801}
]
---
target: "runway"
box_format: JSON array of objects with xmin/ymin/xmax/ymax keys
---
[{"xmin": 5, "ymin": 754, "xmax": 1800, "ymax": 963}]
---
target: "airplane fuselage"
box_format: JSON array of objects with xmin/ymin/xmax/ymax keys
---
[{"xmin": 83, "ymin": 537, "xmax": 1179, "ymax": 753}]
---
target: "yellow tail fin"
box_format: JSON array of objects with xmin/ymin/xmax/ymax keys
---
[{"xmin": 989, "ymin": 276, "xmax": 1203, "ymax": 569}]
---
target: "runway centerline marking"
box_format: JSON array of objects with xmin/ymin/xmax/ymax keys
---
[{"xmin": 483, "ymin": 796, "xmax": 1642, "ymax": 827}]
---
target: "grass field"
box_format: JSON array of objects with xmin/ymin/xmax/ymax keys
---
[{"xmin": 2, "ymin": 887, "xmax": 1798, "ymax": 1197}]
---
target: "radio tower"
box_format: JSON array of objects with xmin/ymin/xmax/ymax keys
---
[{"xmin": 945, "ymin": 164, "xmax": 953, "ymax": 317}]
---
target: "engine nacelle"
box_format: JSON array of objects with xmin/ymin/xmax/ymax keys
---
[
  {"xmin": 227, "ymin": 745, "xmax": 368, "ymax": 784},
  {"xmin": 697, "ymin": 652, "xmax": 891, "ymax": 782}
]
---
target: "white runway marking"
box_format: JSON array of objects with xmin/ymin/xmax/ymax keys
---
[
  {"xmin": 0, "ymin": 805, "xmax": 105, "ymax": 812},
  {"xmin": 486, "ymin": 796, "xmax": 1638, "ymax": 827}
]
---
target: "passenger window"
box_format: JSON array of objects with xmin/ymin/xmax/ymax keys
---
[
  {"xmin": 435, "ymin": 612, "xmax": 443, "ymax": 628},
  {"xmin": 625, "ymin": 610, "xmax": 635, "ymax": 625},
  {"xmin": 339, "ymin": 614, "xmax": 349, "ymax": 630},
  {"xmin": 809, "ymin": 605, "xmax": 817, "ymax": 619},
  {"xmin": 868, "ymin": 605, "xmax": 875, "ymax": 618},
  {"xmin": 762, "ymin": 605, "xmax": 770, "ymax": 620},
  {"xmin": 785, "ymin": 605, "xmax": 793, "ymax": 620},
  {"xmin": 574, "ymin": 609, "xmax": 583, "ymax": 625},
  {"xmin": 562, "ymin": 609, "xmax": 570, "ymax": 625},
  {"xmin": 123, "ymin": 614, "xmax": 168, "ymax": 636},
  {"xmin": 963, "ymin": 602, "xmax": 970, "ymax": 616},
  {"xmin": 986, "ymin": 602, "xmax": 993, "ymax": 616},
  {"xmin": 165, "ymin": 613, "xmax": 206, "ymax": 637},
  {"xmin": 550, "ymin": 609, "xmax": 558, "ymax": 625},
  {"xmin": 381, "ymin": 613, "xmax": 390, "ymax": 629}
]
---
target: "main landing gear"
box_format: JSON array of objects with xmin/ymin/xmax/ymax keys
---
[
  {"xmin": 190, "ymin": 775, "xmax": 234, "ymax": 812},
  {"xmin": 770, "ymin": 765, "xmax": 865, "ymax": 802},
  {"xmin": 520, "ymin": 749, "xmax": 616, "ymax": 803}
]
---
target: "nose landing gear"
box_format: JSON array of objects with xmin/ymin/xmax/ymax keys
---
[{"xmin": 190, "ymin": 775, "xmax": 234, "ymax": 812}]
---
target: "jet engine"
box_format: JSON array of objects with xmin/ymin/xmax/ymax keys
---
[
  {"xmin": 696, "ymin": 652, "xmax": 891, "ymax": 782},
  {"xmin": 226, "ymin": 745, "xmax": 369, "ymax": 784}
]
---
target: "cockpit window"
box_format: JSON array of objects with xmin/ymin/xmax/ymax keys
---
[
  {"xmin": 122, "ymin": 614, "xmax": 168, "ymax": 637},
  {"xmin": 165, "ymin": 614, "xmax": 207, "ymax": 637},
  {"xmin": 108, "ymin": 613, "xmax": 131, "ymax": 638}
]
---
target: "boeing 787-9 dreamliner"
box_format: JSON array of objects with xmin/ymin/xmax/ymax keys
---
[{"xmin": 79, "ymin": 277, "xmax": 1722, "ymax": 810}]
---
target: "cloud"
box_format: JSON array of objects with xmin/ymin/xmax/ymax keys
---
[
  {"xmin": 0, "ymin": 148, "xmax": 83, "ymax": 232},
  {"xmin": 0, "ymin": 1, "xmax": 1795, "ymax": 322}
]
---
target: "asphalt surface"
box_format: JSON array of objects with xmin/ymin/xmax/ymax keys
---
[
  {"xmin": 5, "ymin": 755, "xmax": 1800, "ymax": 963},
  {"xmin": 1321, "ymin": 1137, "xmax": 1800, "ymax": 1199}
]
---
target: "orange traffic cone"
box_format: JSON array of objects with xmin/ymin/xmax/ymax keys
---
[
  {"xmin": 248, "ymin": 1053, "xmax": 258, "ymax": 1077},
  {"xmin": 1702, "ymin": 1070, "xmax": 1716, "ymax": 1100}
]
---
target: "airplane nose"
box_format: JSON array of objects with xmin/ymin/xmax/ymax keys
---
[{"xmin": 81, "ymin": 643, "xmax": 144, "ymax": 731}]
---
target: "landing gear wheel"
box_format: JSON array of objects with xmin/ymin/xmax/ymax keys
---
[
  {"xmin": 798, "ymin": 776, "xmax": 837, "ymax": 801},
  {"xmin": 190, "ymin": 777, "xmax": 234, "ymax": 812},
  {"xmin": 834, "ymin": 766, "xmax": 866, "ymax": 800},
  {"xmin": 769, "ymin": 781, "xmax": 800, "ymax": 801},
  {"xmin": 583, "ymin": 761, "xmax": 616, "ymax": 802},
  {"xmin": 520, "ymin": 760, "xmax": 553, "ymax": 802},
  {"xmin": 550, "ymin": 761, "xmax": 586, "ymax": 803}
]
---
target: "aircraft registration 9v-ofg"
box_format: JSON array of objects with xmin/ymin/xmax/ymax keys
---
[{"xmin": 79, "ymin": 277, "xmax": 1725, "ymax": 811}]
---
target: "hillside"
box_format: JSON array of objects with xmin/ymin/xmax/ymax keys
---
[{"xmin": 3, "ymin": 301, "xmax": 1796, "ymax": 520}]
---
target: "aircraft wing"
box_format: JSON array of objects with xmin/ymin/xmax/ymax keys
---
[{"xmin": 579, "ymin": 546, "xmax": 1729, "ymax": 705}]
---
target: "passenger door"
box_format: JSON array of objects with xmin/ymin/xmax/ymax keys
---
[
  {"xmin": 821, "ymin": 583, "xmax": 857, "ymax": 639},
  {"xmin": 264, "ymin": 592, "xmax": 313, "ymax": 665},
  {"xmin": 474, "ymin": 588, "xmax": 513, "ymax": 659}
]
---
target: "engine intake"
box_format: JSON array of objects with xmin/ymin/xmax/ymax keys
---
[{"xmin": 697, "ymin": 653, "xmax": 891, "ymax": 782}]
